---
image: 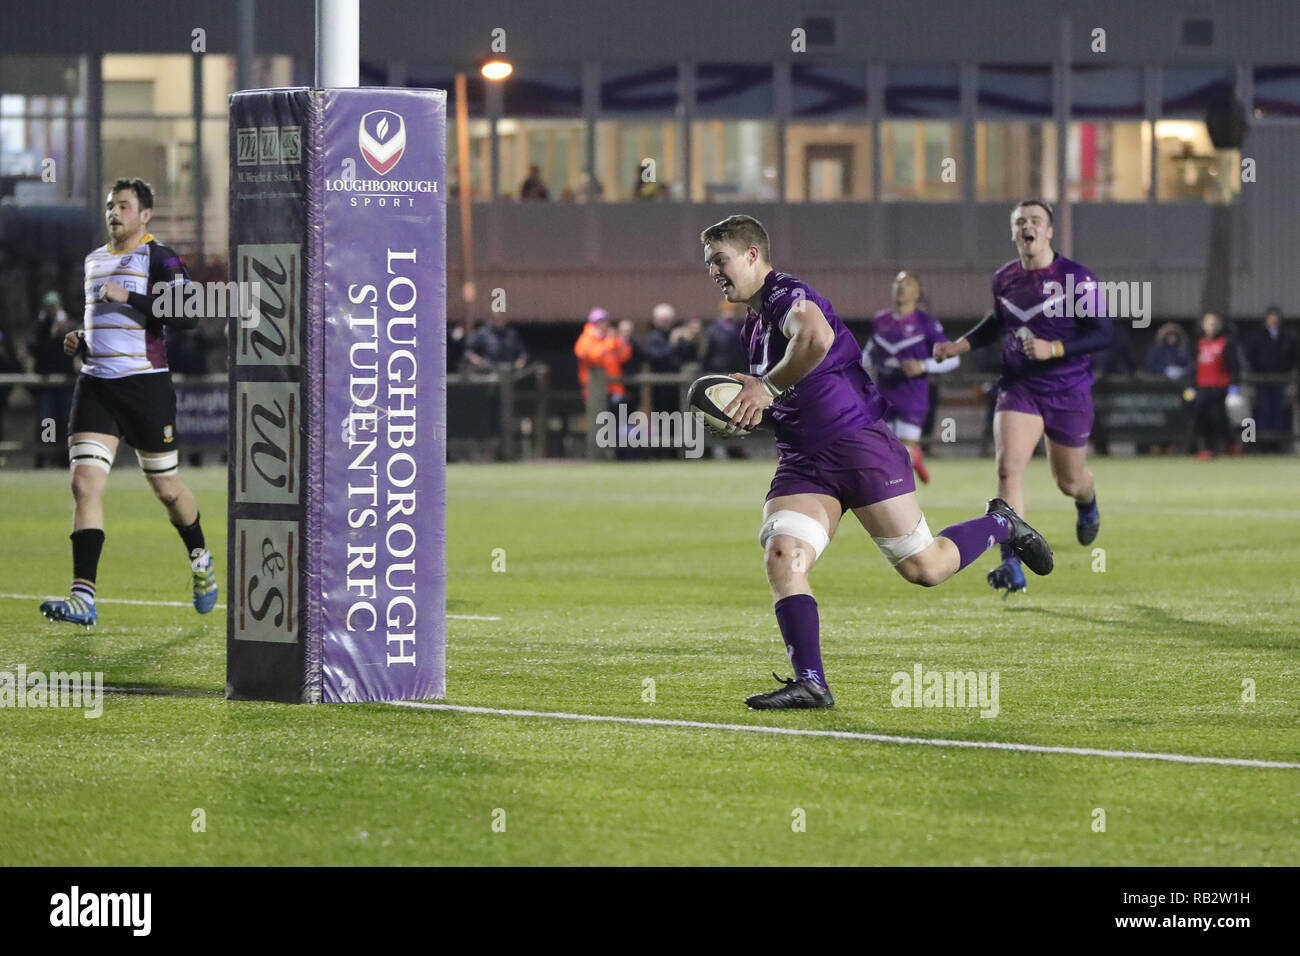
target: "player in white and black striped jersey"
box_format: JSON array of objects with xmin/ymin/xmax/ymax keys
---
[{"xmin": 40, "ymin": 178, "xmax": 218, "ymax": 627}]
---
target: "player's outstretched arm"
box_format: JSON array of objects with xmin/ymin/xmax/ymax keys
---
[
  {"xmin": 949, "ymin": 309, "xmax": 1002, "ymax": 359},
  {"xmin": 922, "ymin": 317, "xmax": 962, "ymax": 373},
  {"xmin": 934, "ymin": 337, "xmax": 971, "ymax": 361}
]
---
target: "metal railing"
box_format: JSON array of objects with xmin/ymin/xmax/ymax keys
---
[{"xmin": 1, "ymin": 367, "xmax": 1295, "ymax": 462}]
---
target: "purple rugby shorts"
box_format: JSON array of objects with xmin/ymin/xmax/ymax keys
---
[
  {"xmin": 767, "ymin": 420, "xmax": 916, "ymax": 511},
  {"xmin": 876, "ymin": 382, "xmax": 929, "ymax": 429},
  {"xmin": 994, "ymin": 380, "xmax": 1094, "ymax": 447}
]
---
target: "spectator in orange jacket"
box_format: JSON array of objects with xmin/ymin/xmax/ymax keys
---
[{"xmin": 574, "ymin": 307, "xmax": 633, "ymax": 402}]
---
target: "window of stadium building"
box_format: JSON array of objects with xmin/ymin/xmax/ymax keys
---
[
  {"xmin": 445, "ymin": 118, "xmax": 494, "ymax": 201},
  {"xmin": 0, "ymin": 106, "xmax": 88, "ymax": 205},
  {"xmin": 101, "ymin": 118, "xmax": 196, "ymax": 251},
  {"xmin": 786, "ymin": 123, "xmax": 872, "ymax": 201},
  {"xmin": 879, "ymin": 121, "xmax": 961, "ymax": 201},
  {"xmin": 496, "ymin": 66, "xmax": 584, "ymax": 200},
  {"xmin": 103, "ymin": 54, "xmax": 194, "ymax": 115},
  {"xmin": 596, "ymin": 119, "xmax": 684, "ymax": 201},
  {"xmin": 975, "ymin": 122, "xmax": 1058, "ymax": 202},
  {"xmin": 690, "ymin": 120, "xmax": 777, "ymax": 202},
  {"xmin": 1154, "ymin": 119, "xmax": 1240, "ymax": 204},
  {"xmin": 198, "ymin": 55, "xmax": 293, "ymax": 261},
  {"xmin": 102, "ymin": 55, "xmax": 197, "ymax": 253},
  {"xmin": 1253, "ymin": 65, "xmax": 1300, "ymax": 118},
  {"xmin": 1067, "ymin": 122, "xmax": 1150, "ymax": 202},
  {"xmin": 884, "ymin": 64, "xmax": 960, "ymax": 117},
  {"xmin": 199, "ymin": 118, "xmax": 229, "ymax": 262},
  {"xmin": 791, "ymin": 64, "xmax": 868, "ymax": 118},
  {"xmin": 496, "ymin": 119, "xmax": 587, "ymax": 201},
  {"xmin": 0, "ymin": 55, "xmax": 88, "ymax": 203}
]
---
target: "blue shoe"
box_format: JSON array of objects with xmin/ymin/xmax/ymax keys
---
[
  {"xmin": 1076, "ymin": 497, "xmax": 1100, "ymax": 546},
  {"xmin": 40, "ymin": 595, "xmax": 98, "ymax": 627},
  {"xmin": 191, "ymin": 549, "xmax": 219, "ymax": 614},
  {"xmin": 987, "ymin": 557, "xmax": 1027, "ymax": 598}
]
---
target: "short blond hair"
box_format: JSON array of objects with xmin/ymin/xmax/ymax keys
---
[{"xmin": 700, "ymin": 214, "xmax": 770, "ymax": 262}]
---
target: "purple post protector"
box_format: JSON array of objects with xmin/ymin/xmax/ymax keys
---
[{"xmin": 226, "ymin": 87, "xmax": 446, "ymax": 703}]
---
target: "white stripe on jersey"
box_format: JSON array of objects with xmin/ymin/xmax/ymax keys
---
[
  {"xmin": 871, "ymin": 332, "xmax": 927, "ymax": 355},
  {"xmin": 998, "ymin": 293, "xmax": 1068, "ymax": 324}
]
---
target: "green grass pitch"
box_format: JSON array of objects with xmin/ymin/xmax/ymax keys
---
[{"xmin": 1, "ymin": 456, "xmax": 1297, "ymax": 865}]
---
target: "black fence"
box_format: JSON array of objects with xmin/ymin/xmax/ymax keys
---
[{"xmin": 0, "ymin": 368, "xmax": 1295, "ymax": 465}]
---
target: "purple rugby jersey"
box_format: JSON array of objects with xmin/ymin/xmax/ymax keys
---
[
  {"xmin": 864, "ymin": 308, "xmax": 949, "ymax": 426},
  {"xmin": 993, "ymin": 253, "xmax": 1103, "ymax": 392},
  {"xmin": 742, "ymin": 270, "xmax": 887, "ymax": 453}
]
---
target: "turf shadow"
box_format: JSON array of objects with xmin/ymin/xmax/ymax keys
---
[
  {"xmin": 1003, "ymin": 603, "xmax": 1290, "ymax": 652},
  {"xmin": 38, "ymin": 626, "xmax": 222, "ymax": 694}
]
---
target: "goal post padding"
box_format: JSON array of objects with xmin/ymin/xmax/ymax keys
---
[{"xmin": 226, "ymin": 87, "xmax": 446, "ymax": 703}]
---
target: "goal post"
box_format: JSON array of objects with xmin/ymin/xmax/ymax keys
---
[{"xmin": 226, "ymin": 87, "xmax": 447, "ymax": 703}]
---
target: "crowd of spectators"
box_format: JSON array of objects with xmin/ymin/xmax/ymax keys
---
[
  {"xmin": 1, "ymin": 256, "xmax": 1296, "ymax": 462},
  {"xmin": 440, "ymin": 301, "xmax": 1299, "ymax": 458}
]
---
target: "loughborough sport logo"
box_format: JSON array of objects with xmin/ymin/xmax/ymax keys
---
[{"xmin": 359, "ymin": 110, "xmax": 406, "ymax": 175}]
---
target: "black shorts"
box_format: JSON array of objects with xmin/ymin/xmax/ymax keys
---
[{"xmin": 69, "ymin": 372, "xmax": 179, "ymax": 453}]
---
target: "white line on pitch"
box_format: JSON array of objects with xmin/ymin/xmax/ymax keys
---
[
  {"xmin": 390, "ymin": 701, "xmax": 1300, "ymax": 770},
  {"xmin": 0, "ymin": 593, "xmax": 499, "ymax": 621}
]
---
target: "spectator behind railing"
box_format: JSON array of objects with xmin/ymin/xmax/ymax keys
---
[
  {"xmin": 1145, "ymin": 322, "xmax": 1193, "ymax": 380},
  {"xmin": 638, "ymin": 303, "xmax": 700, "ymax": 396},
  {"xmin": 465, "ymin": 313, "xmax": 529, "ymax": 372},
  {"xmin": 520, "ymin": 164, "xmax": 550, "ymax": 201},
  {"xmin": 632, "ymin": 163, "xmax": 669, "ymax": 201},
  {"xmin": 1192, "ymin": 312, "xmax": 1238, "ymax": 459},
  {"xmin": 1242, "ymin": 305, "xmax": 1297, "ymax": 452},
  {"xmin": 701, "ymin": 301, "xmax": 750, "ymax": 459},
  {"xmin": 28, "ymin": 290, "xmax": 76, "ymax": 466},
  {"xmin": 1094, "ymin": 313, "xmax": 1138, "ymax": 379},
  {"xmin": 703, "ymin": 300, "xmax": 748, "ymax": 376},
  {"xmin": 574, "ymin": 307, "xmax": 632, "ymax": 403},
  {"xmin": 447, "ymin": 320, "xmax": 467, "ymax": 372},
  {"xmin": 0, "ymin": 325, "xmax": 18, "ymax": 444},
  {"xmin": 634, "ymin": 303, "xmax": 703, "ymax": 458}
]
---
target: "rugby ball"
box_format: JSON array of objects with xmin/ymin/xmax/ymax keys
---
[{"xmin": 687, "ymin": 373, "xmax": 772, "ymax": 437}]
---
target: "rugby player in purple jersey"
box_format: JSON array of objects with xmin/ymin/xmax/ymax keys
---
[
  {"xmin": 701, "ymin": 215, "xmax": 1053, "ymax": 710},
  {"xmin": 862, "ymin": 271, "xmax": 959, "ymax": 484},
  {"xmin": 934, "ymin": 200, "xmax": 1110, "ymax": 596}
]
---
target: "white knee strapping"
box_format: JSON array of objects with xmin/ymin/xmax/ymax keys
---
[
  {"xmin": 759, "ymin": 510, "xmax": 830, "ymax": 562},
  {"xmin": 873, "ymin": 514, "xmax": 934, "ymax": 566},
  {"xmin": 137, "ymin": 449, "xmax": 179, "ymax": 477},
  {"xmin": 68, "ymin": 439, "xmax": 115, "ymax": 474}
]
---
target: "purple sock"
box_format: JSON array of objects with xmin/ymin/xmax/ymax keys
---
[
  {"xmin": 939, "ymin": 514, "xmax": 1012, "ymax": 572},
  {"xmin": 774, "ymin": 594, "xmax": 825, "ymax": 688}
]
